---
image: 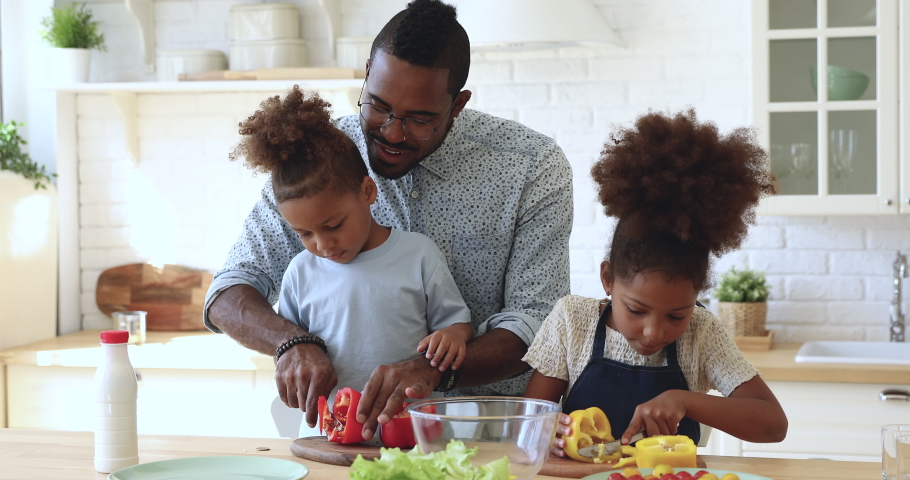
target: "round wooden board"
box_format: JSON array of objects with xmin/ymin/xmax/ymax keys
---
[
  {"xmin": 290, "ymin": 436, "xmax": 705, "ymax": 478},
  {"xmin": 290, "ymin": 436, "xmax": 387, "ymax": 466}
]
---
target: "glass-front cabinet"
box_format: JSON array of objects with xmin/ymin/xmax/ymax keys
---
[{"xmin": 752, "ymin": 0, "xmax": 901, "ymax": 214}]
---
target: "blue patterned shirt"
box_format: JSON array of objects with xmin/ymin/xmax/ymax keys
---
[{"xmin": 204, "ymin": 108, "xmax": 573, "ymax": 396}]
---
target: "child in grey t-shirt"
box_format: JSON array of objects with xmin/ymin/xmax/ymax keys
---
[{"xmin": 231, "ymin": 87, "xmax": 473, "ymax": 415}]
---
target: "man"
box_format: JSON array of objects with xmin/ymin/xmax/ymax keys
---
[{"xmin": 204, "ymin": 0, "xmax": 572, "ymax": 440}]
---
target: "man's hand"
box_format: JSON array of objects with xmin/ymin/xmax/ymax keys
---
[
  {"xmin": 355, "ymin": 355, "xmax": 442, "ymax": 440},
  {"xmin": 275, "ymin": 344, "xmax": 338, "ymax": 428}
]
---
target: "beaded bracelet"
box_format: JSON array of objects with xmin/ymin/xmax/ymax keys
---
[{"xmin": 275, "ymin": 334, "xmax": 328, "ymax": 362}]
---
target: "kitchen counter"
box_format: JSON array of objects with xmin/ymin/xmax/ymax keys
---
[
  {"xmin": 741, "ymin": 342, "xmax": 910, "ymax": 384},
  {"xmin": 0, "ymin": 428, "xmax": 880, "ymax": 480},
  {"xmin": 0, "ymin": 329, "xmax": 275, "ymax": 372},
  {"xmin": 1, "ymin": 331, "xmax": 906, "ymax": 384}
]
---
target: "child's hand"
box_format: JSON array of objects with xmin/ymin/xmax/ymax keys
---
[
  {"xmin": 417, "ymin": 331, "xmax": 466, "ymax": 371},
  {"xmin": 550, "ymin": 412, "xmax": 573, "ymax": 457},
  {"xmin": 622, "ymin": 390, "xmax": 687, "ymax": 443}
]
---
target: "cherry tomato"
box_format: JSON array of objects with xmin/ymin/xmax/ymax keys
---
[
  {"xmin": 661, "ymin": 475, "xmax": 679, "ymax": 480},
  {"xmin": 622, "ymin": 468, "xmax": 643, "ymax": 478},
  {"xmin": 720, "ymin": 475, "xmax": 741, "ymax": 480},
  {"xmin": 700, "ymin": 474, "xmax": 720, "ymax": 480},
  {"xmin": 693, "ymin": 471, "xmax": 710, "ymax": 479},
  {"xmin": 628, "ymin": 476, "xmax": 645, "ymax": 480},
  {"xmin": 653, "ymin": 465, "xmax": 675, "ymax": 477},
  {"xmin": 607, "ymin": 474, "xmax": 627, "ymax": 480},
  {"xmin": 643, "ymin": 476, "xmax": 658, "ymax": 480},
  {"xmin": 676, "ymin": 472, "xmax": 694, "ymax": 480}
]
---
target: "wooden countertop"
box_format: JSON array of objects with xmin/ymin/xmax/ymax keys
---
[
  {"xmin": 0, "ymin": 429, "xmax": 880, "ymax": 480},
  {"xmin": 0, "ymin": 330, "xmax": 275, "ymax": 372},
  {"xmin": 742, "ymin": 342, "xmax": 910, "ymax": 384},
  {"xmin": 2, "ymin": 331, "xmax": 908, "ymax": 384}
]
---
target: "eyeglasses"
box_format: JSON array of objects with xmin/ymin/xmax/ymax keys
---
[{"xmin": 356, "ymin": 80, "xmax": 456, "ymax": 141}]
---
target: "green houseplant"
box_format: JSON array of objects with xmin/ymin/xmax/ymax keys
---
[
  {"xmin": 39, "ymin": 3, "xmax": 106, "ymax": 51},
  {"xmin": 39, "ymin": 3, "xmax": 106, "ymax": 83},
  {"xmin": 714, "ymin": 267, "xmax": 770, "ymax": 338},
  {"xmin": 0, "ymin": 121, "xmax": 55, "ymax": 190}
]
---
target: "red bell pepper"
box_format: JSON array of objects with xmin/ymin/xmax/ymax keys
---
[
  {"xmin": 379, "ymin": 403, "xmax": 416, "ymax": 449},
  {"xmin": 318, "ymin": 387, "xmax": 367, "ymax": 444}
]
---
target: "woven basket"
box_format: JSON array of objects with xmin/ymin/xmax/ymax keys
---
[{"xmin": 717, "ymin": 302, "xmax": 767, "ymax": 337}]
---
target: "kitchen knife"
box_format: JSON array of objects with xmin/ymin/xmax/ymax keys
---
[{"xmin": 577, "ymin": 431, "xmax": 645, "ymax": 458}]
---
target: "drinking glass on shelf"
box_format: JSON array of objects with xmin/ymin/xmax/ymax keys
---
[
  {"xmin": 770, "ymin": 144, "xmax": 790, "ymax": 179},
  {"xmin": 886, "ymin": 425, "xmax": 910, "ymax": 480},
  {"xmin": 829, "ymin": 129, "xmax": 856, "ymax": 179},
  {"xmin": 789, "ymin": 142, "xmax": 815, "ymax": 179}
]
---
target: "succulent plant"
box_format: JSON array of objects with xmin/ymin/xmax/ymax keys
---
[{"xmin": 714, "ymin": 267, "xmax": 770, "ymax": 303}]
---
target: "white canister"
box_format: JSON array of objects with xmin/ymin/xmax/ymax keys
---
[
  {"xmin": 230, "ymin": 3, "xmax": 300, "ymax": 41},
  {"xmin": 335, "ymin": 36, "xmax": 374, "ymax": 71},
  {"xmin": 156, "ymin": 49, "xmax": 227, "ymax": 81},
  {"xmin": 229, "ymin": 39, "xmax": 307, "ymax": 71}
]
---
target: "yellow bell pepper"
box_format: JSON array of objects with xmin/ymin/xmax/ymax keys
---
[
  {"xmin": 632, "ymin": 435, "xmax": 697, "ymax": 468},
  {"xmin": 562, "ymin": 407, "xmax": 622, "ymax": 464}
]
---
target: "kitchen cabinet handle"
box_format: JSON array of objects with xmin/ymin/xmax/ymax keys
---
[
  {"xmin": 885, "ymin": 199, "xmax": 894, "ymax": 206},
  {"xmin": 880, "ymin": 389, "xmax": 910, "ymax": 401}
]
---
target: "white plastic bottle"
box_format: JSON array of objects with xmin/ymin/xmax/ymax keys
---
[{"xmin": 94, "ymin": 330, "xmax": 139, "ymax": 473}]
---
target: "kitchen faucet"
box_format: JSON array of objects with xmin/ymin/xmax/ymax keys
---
[{"xmin": 892, "ymin": 251, "xmax": 908, "ymax": 342}]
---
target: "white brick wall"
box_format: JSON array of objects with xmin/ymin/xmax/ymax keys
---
[{"xmin": 70, "ymin": 0, "xmax": 907, "ymax": 342}]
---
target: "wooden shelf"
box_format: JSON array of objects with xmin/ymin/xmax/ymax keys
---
[{"xmin": 47, "ymin": 79, "xmax": 364, "ymax": 93}]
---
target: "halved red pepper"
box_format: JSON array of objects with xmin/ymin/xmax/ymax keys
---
[
  {"xmin": 318, "ymin": 387, "xmax": 367, "ymax": 444},
  {"xmin": 379, "ymin": 403, "xmax": 416, "ymax": 449}
]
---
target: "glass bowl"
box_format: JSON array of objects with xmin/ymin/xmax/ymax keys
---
[{"xmin": 407, "ymin": 396, "xmax": 560, "ymax": 480}]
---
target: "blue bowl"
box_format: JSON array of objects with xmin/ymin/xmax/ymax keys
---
[{"xmin": 810, "ymin": 65, "xmax": 870, "ymax": 101}]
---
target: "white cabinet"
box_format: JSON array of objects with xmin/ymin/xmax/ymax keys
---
[
  {"xmin": 752, "ymin": 0, "xmax": 909, "ymax": 215},
  {"xmin": 6, "ymin": 365, "xmax": 283, "ymax": 438},
  {"xmin": 703, "ymin": 381, "xmax": 910, "ymax": 462}
]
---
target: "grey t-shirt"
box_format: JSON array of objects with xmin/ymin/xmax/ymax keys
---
[{"xmin": 277, "ymin": 229, "xmax": 471, "ymax": 393}]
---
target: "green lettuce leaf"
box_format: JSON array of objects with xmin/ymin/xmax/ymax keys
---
[{"xmin": 349, "ymin": 440, "xmax": 511, "ymax": 480}]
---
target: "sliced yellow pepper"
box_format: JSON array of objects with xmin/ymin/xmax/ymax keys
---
[
  {"xmin": 562, "ymin": 407, "xmax": 622, "ymax": 463},
  {"xmin": 631, "ymin": 435, "xmax": 697, "ymax": 468}
]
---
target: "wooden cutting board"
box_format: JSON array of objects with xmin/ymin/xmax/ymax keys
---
[
  {"xmin": 290, "ymin": 436, "xmax": 704, "ymax": 478},
  {"xmin": 95, "ymin": 263, "xmax": 213, "ymax": 331}
]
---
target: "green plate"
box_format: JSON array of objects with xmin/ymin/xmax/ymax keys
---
[
  {"xmin": 108, "ymin": 455, "xmax": 309, "ymax": 480},
  {"xmin": 580, "ymin": 467, "xmax": 772, "ymax": 480}
]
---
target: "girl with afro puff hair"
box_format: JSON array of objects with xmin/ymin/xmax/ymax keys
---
[
  {"xmin": 231, "ymin": 87, "xmax": 473, "ymax": 430},
  {"xmin": 523, "ymin": 109, "xmax": 787, "ymax": 460}
]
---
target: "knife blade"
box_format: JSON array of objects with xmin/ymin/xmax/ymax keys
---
[{"xmin": 577, "ymin": 431, "xmax": 645, "ymax": 458}]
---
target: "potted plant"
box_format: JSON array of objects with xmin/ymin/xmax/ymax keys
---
[
  {"xmin": 713, "ymin": 267, "xmax": 771, "ymax": 338},
  {"xmin": 0, "ymin": 120, "xmax": 58, "ymax": 350},
  {"xmin": 39, "ymin": 2, "xmax": 107, "ymax": 83},
  {"xmin": 0, "ymin": 121, "xmax": 55, "ymax": 190}
]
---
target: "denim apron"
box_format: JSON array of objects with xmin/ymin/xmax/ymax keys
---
[{"xmin": 561, "ymin": 302, "xmax": 701, "ymax": 444}]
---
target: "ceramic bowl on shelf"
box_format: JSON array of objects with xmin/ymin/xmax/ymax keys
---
[
  {"xmin": 810, "ymin": 65, "xmax": 870, "ymax": 101},
  {"xmin": 407, "ymin": 396, "xmax": 560, "ymax": 480}
]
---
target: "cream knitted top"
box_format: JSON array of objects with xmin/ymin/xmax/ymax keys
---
[{"xmin": 523, "ymin": 295, "xmax": 759, "ymax": 398}]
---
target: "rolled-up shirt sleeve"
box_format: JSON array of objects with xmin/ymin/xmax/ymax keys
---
[
  {"xmin": 203, "ymin": 182, "xmax": 304, "ymax": 333},
  {"xmin": 476, "ymin": 142, "xmax": 573, "ymax": 346}
]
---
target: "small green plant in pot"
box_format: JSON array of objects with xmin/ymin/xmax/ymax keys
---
[
  {"xmin": 714, "ymin": 267, "xmax": 770, "ymax": 337},
  {"xmin": 40, "ymin": 3, "xmax": 106, "ymax": 83},
  {"xmin": 0, "ymin": 121, "xmax": 55, "ymax": 190}
]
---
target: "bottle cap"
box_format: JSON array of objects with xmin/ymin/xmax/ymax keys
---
[{"xmin": 100, "ymin": 330, "xmax": 130, "ymax": 344}]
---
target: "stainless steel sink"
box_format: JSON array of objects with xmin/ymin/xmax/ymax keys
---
[{"xmin": 794, "ymin": 341, "xmax": 910, "ymax": 365}]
